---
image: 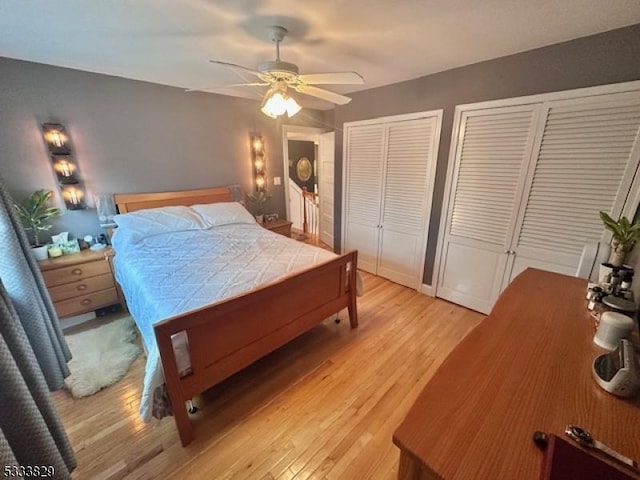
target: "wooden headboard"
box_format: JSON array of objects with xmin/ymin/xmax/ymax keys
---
[{"xmin": 114, "ymin": 186, "xmax": 240, "ymax": 213}]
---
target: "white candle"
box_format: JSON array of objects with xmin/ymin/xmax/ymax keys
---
[{"xmin": 50, "ymin": 131, "xmax": 63, "ymax": 147}]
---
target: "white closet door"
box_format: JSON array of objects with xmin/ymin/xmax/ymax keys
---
[
  {"xmin": 507, "ymin": 92, "xmax": 640, "ymax": 282},
  {"xmin": 343, "ymin": 124, "xmax": 385, "ymax": 273},
  {"xmin": 438, "ymin": 105, "xmax": 540, "ymax": 313},
  {"xmin": 318, "ymin": 132, "xmax": 335, "ymax": 249},
  {"xmin": 378, "ymin": 118, "xmax": 439, "ymax": 288}
]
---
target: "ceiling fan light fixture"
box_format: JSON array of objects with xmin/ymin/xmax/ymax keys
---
[
  {"xmin": 261, "ymin": 91, "xmax": 287, "ymax": 118},
  {"xmin": 260, "ymin": 88, "xmax": 301, "ymax": 119},
  {"xmin": 285, "ymin": 96, "xmax": 301, "ymax": 117},
  {"xmin": 207, "ymin": 26, "xmax": 361, "ymax": 114}
]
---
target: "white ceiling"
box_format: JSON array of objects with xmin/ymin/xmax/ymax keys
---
[{"xmin": 1, "ymin": 1, "xmax": 640, "ymax": 110}]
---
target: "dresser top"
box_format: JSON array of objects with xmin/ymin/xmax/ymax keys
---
[
  {"xmin": 393, "ymin": 268, "xmax": 640, "ymax": 479},
  {"xmin": 38, "ymin": 246, "xmax": 113, "ymax": 271}
]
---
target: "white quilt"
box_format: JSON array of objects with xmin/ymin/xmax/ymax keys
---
[{"xmin": 112, "ymin": 223, "xmax": 336, "ymax": 421}]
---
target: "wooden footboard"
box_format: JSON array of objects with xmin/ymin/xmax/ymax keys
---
[{"xmin": 154, "ymin": 250, "xmax": 358, "ymax": 446}]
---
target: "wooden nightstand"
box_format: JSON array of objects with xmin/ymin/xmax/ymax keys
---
[
  {"xmin": 38, "ymin": 247, "xmax": 121, "ymax": 319},
  {"xmin": 262, "ymin": 219, "xmax": 293, "ymax": 238}
]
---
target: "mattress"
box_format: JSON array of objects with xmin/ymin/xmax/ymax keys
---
[{"xmin": 112, "ymin": 223, "xmax": 336, "ymax": 421}]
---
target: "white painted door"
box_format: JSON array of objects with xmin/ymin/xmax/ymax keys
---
[
  {"xmin": 344, "ymin": 124, "xmax": 385, "ymax": 273},
  {"xmin": 438, "ymin": 87, "xmax": 640, "ymax": 313},
  {"xmin": 344, "ymin": 112, "xmax": 442, "ymax": 288},
  {"xmin": 437, "ymin": 105, "xmax": 541, "ymax": 313},
  {"xmin": 318, "ymin": 132, "xmax": 335, "ymax": 249},
  {"xmin": 506, "ymin": 91, "xmax": 640, "ymax": 285},
  {"xmin": 377, "ymin": 118, "xmax": 439, "ymax": 288}
]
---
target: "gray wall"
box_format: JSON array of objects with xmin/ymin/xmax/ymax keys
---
[
  {"xmin": 333, "ymin": 23, "xmax": 640, "ymax": 286},
  {"xmin": 0, "ymin": 57, "xmax": 323, "ymax": 241}
]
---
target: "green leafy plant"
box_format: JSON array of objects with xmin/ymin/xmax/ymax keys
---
[
  {"xmin": 14, "ymin": 189, "xmax": 62, "ymax": 246},
  {"xmin": 247, "ymin": 190, "xmax": 272, "ymax": 215},
  {"xmin": 599, "ymin": 211, "xmax": 640, "ymax": 266}
]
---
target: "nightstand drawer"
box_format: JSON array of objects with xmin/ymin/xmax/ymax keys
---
[
  {"xmin": 54, "ymin": 288, "xmax": 119, "ymax": 318},
  {"xmin": 48, "ymin": 273, "xmax": 115, "ymax": 302},
  {"xmin": 42, "ymin": 259, "xmax": 111, "ymax": 287}
]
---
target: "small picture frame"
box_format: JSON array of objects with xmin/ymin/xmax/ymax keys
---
[{"xmin": 264, "ymin": 213, "xmax": 279, "ymax": 223}]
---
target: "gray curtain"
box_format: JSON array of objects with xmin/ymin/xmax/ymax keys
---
[
  {"xmin": 0, "ymin": 280, "xmax": 76, "ymax": 477},
  {"xmin": 0, "ymin": 175, "xmax": 71, "ymax": 390}
]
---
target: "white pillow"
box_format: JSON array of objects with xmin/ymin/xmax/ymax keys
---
[
  {"xmin": 113, "ymin": 205, "xmax": 208, "ymax": 244},
  {"xmin": 191, "ymin": 202, "xmax": 256, "ymax": 227}
]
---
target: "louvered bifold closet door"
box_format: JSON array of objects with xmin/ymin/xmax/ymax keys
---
[
  {"xmin": 437, "ymin": 105, "xmax": 540, "ymax": 314},
  {"xmin": 377, "ymin": 118, "xmax": 439, "ymax": 288},
  {"xmin": 507, "ymin": 91, "xmax": 640, "ymax": 283},
  {"xmin": 344, "ymin": 124, "xmax": 385, "ymax": 273}
]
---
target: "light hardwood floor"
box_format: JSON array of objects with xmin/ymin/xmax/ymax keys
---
[{"xmin": 53, "ymin": 272, "xmax": 484, "ymax": 480}]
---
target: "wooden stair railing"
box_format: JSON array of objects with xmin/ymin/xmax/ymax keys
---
[{"xmin": 302, "ymin": 187, "xmax": 319, "ymax": 237}]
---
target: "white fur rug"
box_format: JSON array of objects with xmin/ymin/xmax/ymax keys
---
[{"xmin": 64, "ymin": 316, "xmax": 141, "ymax": 398}]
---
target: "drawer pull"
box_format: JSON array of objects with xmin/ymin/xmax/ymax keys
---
[
  {"xmin": 81, "ymin": 299, "xmax": 92, "ymax": 306},
  {"xmin": 71, "ymin": 268, "xmax": 83, "ymax": 275},
  {"xmin": 77, "ymin": 284, "xmax": 88, "ymax": 291}
]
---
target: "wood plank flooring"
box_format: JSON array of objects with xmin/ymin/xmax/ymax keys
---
[{"xmin": 53, "ymin": 272, "xmax": 484, "ymax": 480}]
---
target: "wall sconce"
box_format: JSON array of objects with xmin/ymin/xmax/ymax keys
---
[
  {"xmin": 42, "ymin": 123, "xmax": 87, "ymax": 210},
  {"xmin": 251, "ymin": 134, "xmax": 266, "ymax": 192},
  {"xmin": 42, "ymin": 123, "xmax": 71, "ymax": 154},
  {"xmin": 52, "ymin": 157, "xmax": 78, "ymax": 184},
  {"xmin": 61, "ymin": 185, "xmax": 86, "ymax": 210}
]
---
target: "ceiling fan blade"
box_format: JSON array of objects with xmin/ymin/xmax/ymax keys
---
[
  {"xmin": 186, "ymin": 83, "xmax": 268, "ymax": 92},
  {"xmin": 295, "ymin": 85, "xmax": 352, "ymax": 105},
  {"xmin": 297, "ymin": 72, "xmax": 364, "ymax": 85},
  {"xmin": 208, "ymin": 60, "xmax": 263, "ymax": 77}
]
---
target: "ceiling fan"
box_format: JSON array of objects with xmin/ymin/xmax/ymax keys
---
[{"xmin": 199, "ymin": 26, "xmax": 364, "ymax": 118}]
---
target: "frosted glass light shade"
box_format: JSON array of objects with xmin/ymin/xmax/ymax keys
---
[{"xmin": 261, "ymin": 90, "xmax": 301, "ymax": 118}]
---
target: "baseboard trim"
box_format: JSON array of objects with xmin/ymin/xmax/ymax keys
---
[
  {"xmin": 60, "ymin": 311, "xmax": 96, "ymax": 331},
  {"xmin": 420, "ymin": 283, "xmax": 435, "ymax": 297}
]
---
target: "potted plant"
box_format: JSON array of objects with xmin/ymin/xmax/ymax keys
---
[
  {"xmin": 247, "ymin": 190, "xmax": 271, "ymax": 224},
  {"xmin": 599, "ymin": 211, "xmax": 640, "ymax": 267},
  {"xmin": 14, "ymin": 189, "xmax": 62, "ymax": 260}
]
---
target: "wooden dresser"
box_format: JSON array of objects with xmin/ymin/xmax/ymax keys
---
[
  {"xmin": 262, "ymin": 219, "xmax": 293, "ymax": 238},
  {"xmin": 393, "ymin": 269, "xmax": 640, "ymax": 480},
  {"xmin": 39, "ymin": 247, "xmax": 121, "ymax": 319}
]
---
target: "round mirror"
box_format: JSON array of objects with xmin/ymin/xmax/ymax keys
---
[{"xmin": 296, "ymin": 156, "xmax": 312, "ymax": 182}]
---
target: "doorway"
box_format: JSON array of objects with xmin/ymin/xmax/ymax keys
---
[{"xmin": 282, "ymin": 126, "xmax": 335, "ymax": 249}]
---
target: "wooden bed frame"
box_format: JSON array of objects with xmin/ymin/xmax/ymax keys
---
[{"xmin": 113, "ymin": 186, "xmax": 358, "ymax": 446}]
